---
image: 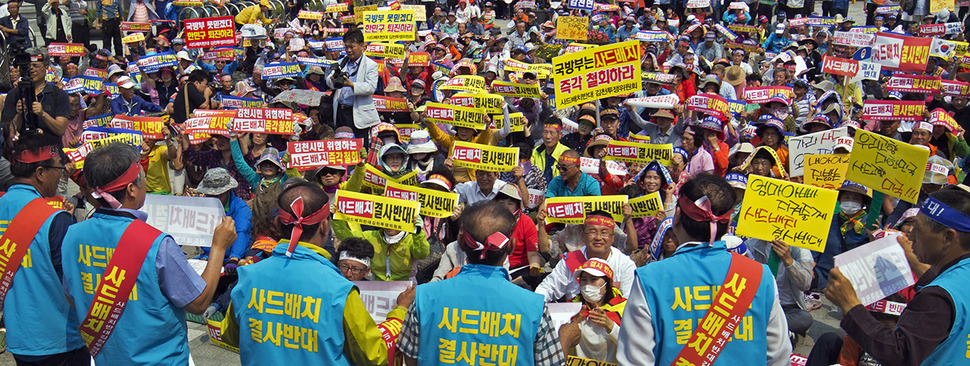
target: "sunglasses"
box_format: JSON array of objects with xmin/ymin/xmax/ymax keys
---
[
  {"xmin": 319, "ymin": 168, "xmax": 343, "ymax": 176},
  {"xmin": 557, "ymin": 164, "xmax": 575, "ymax": 171}
]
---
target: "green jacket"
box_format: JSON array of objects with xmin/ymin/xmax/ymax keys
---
[
  {"xmin": 531, "ymin": 142, "xmax": 570, "ymax": 180},
  {"xmin": 332, "ymin": 219, "xmax": 430, "ymax": 281}
]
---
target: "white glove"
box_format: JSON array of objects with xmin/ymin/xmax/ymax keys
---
[
  {"xmin": 203, "ymin": 304, "xmax": 219, "ymax": 319},
  {"xmin": 226, "ymin": 120, "xmax": 236, "ymax": 138}
]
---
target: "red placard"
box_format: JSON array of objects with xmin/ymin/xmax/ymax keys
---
[
  {"xmin": 183, "ymin": 17, "xmax": 236, "ymax": 49},
  {"xmin": 821, "ymin": 56, "xmax": 859, "ymax": 77},
  {"xmin": 49, "ymin": 43, "xmax": 87, "ymax": 57},
  {"xmin": 871, "ymin": 32, "xmax": 932, "ymax": 73},
  {"xmin": 919, "ymin": 24, "xmax": 945, "ymax": 36},
  {"xmin": 408, "ymin": 52, "xmax": 430, "ymax": 67},
  {"xmin": 862, "ymin": 100, "xmax": 926, "ymax": 121},
  {"xmin": 686, "ymin": 93, "xmax": 729, "ymax": 119},
  {"xmin": 742, "ymin": 86, "xmax": 794, "ymax": 104},
  {"xmin": 373, "ymin": 96, "xmax": 409, "ymax": 112},
  {"xmin": 941, "ymin": 79, "xmax": 970, "ymax": 97},
  {"xmin": 203, "ymin": 48, "xmax": 235, "ymax": 61},
  {"xmin": 287, "ymin": 139, "xmax": 364, "ymax": 170}
]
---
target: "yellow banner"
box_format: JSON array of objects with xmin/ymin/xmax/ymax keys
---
[
  {"xmin": 504, "ymin": 59, "xmax": 553, "ymax": 78},
  {"xmin": 545, "ymin": 195, "xmax": 628, "ymax": 224},
  {"xmin": 424, "ymin": 102, "xmax": 488, "ymax": 130},
  {"xmin": 362, "ymin": 164, "xmax": 419, "ymax": 191},
  {"xmin": 122, "ymin": 33, "xmax": 145, "ymax": 44},
  {"xmin": 439, "ymin": 75, "xmax": 488, "ymax": 93},
  {"xmin": 335, "ymin": 190, "xmax": 420, "ymax": 232},
  {"xmin": 931, "ymin": 0, "xmax": 955, "ymax": 13},
  {"xmin": 552, "ymin": 40, "xmax": 642, "ymax": 108},
  {"xmin": 736, "ymin": 175, "xmax": 837, "ymax": 252},
  {"xmin": 362, "ymin": 11, "xmax": 416, "ymax": 41},
  {"xmin": 845, "ymin": 129, "xmax": 929, "ymax": 204},
  {"xmin": 629, "ymin": 191, "xmax": 664, "ymax": 218},
  {"xmin": 565, "ymin": 356, "xmax": 617, "ymax": 366},
  {"xmin": 450, "ymin": 93, "xmax": 504, "ymax": 114},
  {"xmin": 354, "ymin": 5, "xmax": 377, "ymax": 24},
  {"xmin": 364, "ymin": 42, "xmax": 406, "ymax": 59},
  {"xmin": 491, "ymin": 80, "xmax": 541, "ymax": 98},
  {"xmin": 492, "ymin": 112, "xmax": 525, "ymax": 132},
  {"xmin": 604, "ymin": 141, "xmax": 672, "ymax": 165},
  {"xmin": 451, "ymin": 141, "xmax": 518, "ymax": 172},
  {"xmin": 384, "ymin": 181, "xmax": 458, "ymax": 218},
  {"xmin": 804, "ymin": 154, "xmax": 850, "ymax": 190},
  {"xmin": 557, "ymin": 16, "xmax": 589, "ymax": 41}
]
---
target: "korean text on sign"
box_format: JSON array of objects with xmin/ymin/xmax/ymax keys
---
[
  {"xmin": 287, "ymin": 139, "xmax": 364, "ymax": 170},
  {"xmin": 544, "ymin": 195, "xmax": 629, "ymax": 224},
  {"xmin": 604, "ymin": 141, "xmax": 673, "ymax": 166},
  {"xmin": 846, "ymin": 129, "xmax": 929, "ymax": 204},
  {"xmin": 451, "ymin": 141, "xmax": 519, "ymax": 172},
  {"xmin": 384, "ymin": 181, "xmax": 458, "ymax": 218},
  {"xmin": 335, "ymin": 190, "xmax": 419, "ymax": 232},
  {"xmin": 552, "ymin": 40, "xmax": 642, "ymax": 108},
  {"xmin": 362, "ymin": 11, "xmax": 415, "ymax": 41},
  {"xmin": 736, "ymin": 175, "xmax": 838, "ymax": 252},
  {"xmin": 184, "ymin": 17, "xmax": 236, "ymax": 49}
]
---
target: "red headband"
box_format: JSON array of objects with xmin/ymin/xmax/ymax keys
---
[
  {"xmin": 678, "ymin": 195, "xmax": 733, "ymax": 244},
  {"xmin": 584, "ymin": 215, "xmax": 614, "ymax": 229},
  {"xmin": 16, "ymin": 145, "xmax": 58, "ymax": 164},
  {"xmin": 461, "ymin": 231, "xmax": 510, "ymax": 259},
  {"xmin": 91, "ymin": 162, "xmax": 142, "ymax": 209},
  {"xmin": 279, "ymin": 196, "xmax": 330, "ymax": 257},
  {"xmin": 545, "ymin": 124, "xmax": 562, "ymax": 131},
  {"xmin": 427, "ymin": 174, "xmax": 453, "ymax": 190},
  {"xmin": 558, "ymin": 155, "xmax": 580, "ymax": 166}
]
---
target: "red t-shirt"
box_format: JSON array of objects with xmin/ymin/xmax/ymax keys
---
[{"xmin": 509, "ymin": 213, "xmax": 539, "ymax": 268}]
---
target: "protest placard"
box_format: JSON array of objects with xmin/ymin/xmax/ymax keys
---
[
  {"xmin": 849, "ymin": 61, "xmax": 882, "ymax": 83},
  {"xmin": 686, "ymin": 93, "xmax": 730, "ymax": 119},
  {"xmin": 568, "ymin": 0, "xmax": 595, "ymax": 10},
  {"xmin": 504, "ymin": 59, "xmax": 553, "ymax": 78},
  {"xmin": 122, "ymin": 33, "xmax": 145, "ymax": 44},
  {"xmin": 557, "ymin": 16, "xmax": 589, "ymax": 41},
  {"xmin": 184, "ymin": 16, "xmax": 235, "ymax": 48},
  {"xmin": 384, "ymin": 181, "xmax": 458, "ymax": 218},
  {"xmin": 565, "ymin": 356, "xmax": 617, "ymax": 366},
  {"xmin": 335, "ymin": 190, "xmax": 419, "ymax": 232},
  {"xmin": 821, "ymin": 56, "xmax": 860, "ymax": 76},
  {"xmin": 105, "ymin": 83, "xmax": 120, "ymax": 98},
  {"xmin": 847, "ymin": 129, "xmax": 929, "ymax": 203},
  {"xmin": 451, "ymin": 141, "xmax": 518, "ymax": 172},
  {"xmin": 876, "ymin": 4, "xmax": 900, "ymax": 13},
  {"xmin": 79, "ymin": 127, "xmax": 142, "ymax": 145},
  {"xmin": 552, "ymin": 40, "xmax": 641, "ymax": 108},
  {"xmin": 81, "ymin": 113, "xmax": 114, "ymax": 130},
  {"xmin": 137, "ymin": 52, "xmax": 179, "ymax": 73},
  {"xmin": 545, "ymin": 195, "xmax": 628, "ymax": 224},
  {"xmin": 326, "ymin": 3, "xmax": 348, "ymax": 12},
  {"xmin": 287, "ymin": 139, "xmax": 363, "ymax": 170},
  {"xmin": 929, "ymin": 108, "xmax": 959, "ymax": 133},
  {"xmin": 361, "ymin": 164, "xmax": 419, "ymax": 191},
  {"xmin": 737, "ymin": 175, "xmax": 837, "ymax": 252},
  {"xmin": 788, "ymin": 127, "xmax": 850, "ymax": 177},
  {"xmin": 920, "ymin": 23, "xmax": 946, "ymax": 36},
  {"xmin": 424, "ymin": 103, "xmax": 488, "ymax": 130},
  {"xmin": 354, "ymin": 281, "xmax": 411, "ymax": 323},
  {"xmin": 184, "ymin": 116, "xmax": 233, "ymax": 135},
  {"xmin": 105, "ymin": 115, "xmax": 165, "ymax": 139},
  {"xmin": 203, "ymin": 48, "xmax": 235, "ymax": 61},
  {"xmin": 834, "ymin": 236, "xmax": 916, "ymax": 306},
  {"xmin": 232, "ymin": 118, "xmax": 295, "ymax": 135},
  {"xmin": 297, "ymin": 9, "xmax": 323, "ymax": 20},
  {"xmin": 629, "ymin": 192, "xmax": 664, "ymax": 218},
  {"xmin": 138, "ymin": 195, "xmax": 225, "ymax": 246},
  {"xmin": 885, "ymin": 75, "xmax": 942, "ymax": 94},
  {"xmin": 261, "ymin": 62, "xmax": 302, "ymax": 80},
  {"xmin": 407, "ymin": 52, "xmax": 430, "ymax": 67},
  {"xmin": 687, "ymin": 0, "xmax": 711, "ymax": 7},
  {"xmin": 625, "ymin": 94, "xmax": 681, "ymax": 109},
  {"xmin": 438, "ymin": 75, "xmax": 488, "ymax": 93},
  {"xmin": 604, "ymin": 141, "xmax": 672, "ymax": 165},
  {"xmin": 492, "ymin": 113, "xmax": 526, "ymax": 133},
  {"xmin": 220, "ymin": 95, "xmax": 263, "ymax": 109},
  {"xmin": 48, "ymin": 43, "xmax": 86, "ymax": 57},
  {"xmin": 365, "ymin": 43, "xmax": 406, "ymax": 59},
  {"xmin": 804, "ymin": 154, "xmax": 850, "ymax": 189},
  {"xmin": 120, "ymin": 21, "xmax": 151, "ymax": 32},
  {"xmin": 743, "ymin": 86, "xmax": 794, "ymax": 104},
  {"xmin": 449, "ymin": 93, "xmax": 504, "ymax": 114},
  {"xmin": 806, "ymin": 16, "xmax": 837, "ymax": 27},
  {"xmin": 236, "ymin": 108, "xmax": 292, "ymax": 121},
  {"xmin": 871, "ymin": 32, "xmax": 932, "ymax": 72},
  {"xmin": 579, "ymin": 157, "xmax": 628, "ymax": 176},
  {"xmin": 362, "ymin": 11, "xmax": 415, "ymax": 41},
  {"xmin": 634, "ymin": 30, "xmax": 671, "ymax": 42},
  {"xmin": 861, "ymin": 100, "xmax": 926, "ymax": 121},
  {"xmin": 400, "ymin": 4, "xmax": 426, "ymax": 21},
  {"xmin": 831, "ymin": 31, "xmax": 875, "ymax": 47},
  {"xmin": 930, "ymin": 0, "xmax": 955, "ymax": 13},
  {"xmin": 373, "ymin": 96, "xmax": 410, "ymax": 112},
  {"xmin": 564, "ymin": 43, "xmax": 597, "ymax": 54},
  {"xmin": 490, "ymin": 80, "xmax": 542, "ymax": 98}
]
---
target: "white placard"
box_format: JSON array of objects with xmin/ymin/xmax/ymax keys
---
[
  {"xmin": 788, "ymin": 127, "xmax": 850, "ymax": 177},
  {"xmin": 834, "ymin": 236, "xmax": 915, "ymax": 306},
  {"xmin": 139, "ymin": 195, "xmax": 226, "ymax": 247},
  {"xmin": 355, "ymin": 281, "xmax": 411, "ymax": 323}
]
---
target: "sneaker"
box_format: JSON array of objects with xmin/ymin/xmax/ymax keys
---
[
  {"xmin": 0, "ymin": 327, "xmax": 7, "ymax": 354},
  {"xmin": 805, "ymin": 293, "xmax": 823, "ymax": 311}
]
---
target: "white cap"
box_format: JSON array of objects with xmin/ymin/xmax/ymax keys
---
[
  {"xmin": 775, "ymin": 24, "xmax": 786, "ymax": 34},
  {"xmin": 177, "ymin": 50, "xmax": 192, "ymax": 61},
  {"xmin": 117, "ymin": 76, "xmax": 136, "ymax": 89}
]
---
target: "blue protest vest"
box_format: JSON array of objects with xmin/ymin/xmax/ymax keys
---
[
  {"xmin": 919, "ymin": 256, "xmax": 970, "ymax": 366},
  {"xmin": 637, "ymin": 241, "xmax": 775, "ymax": 365},
  {"xmin": 62, "ymin": 211, "xmax": 188, "ymax": 365},
  {"xmin": 231, "ymin": 241, "xmax": 354, "ymax": 366},
  {"xmin": 415, "ymin": 264, "xmax": 544, "ymax": 366},
  {"xmin": 0, "ymin": 185, "xmax": 84, "ymax": 356}
]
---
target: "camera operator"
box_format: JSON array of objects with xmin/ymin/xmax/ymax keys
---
[
  {"xmin": 325, "ymin": 29, "xmax": 380, "ymax": 142},
  {"xmin": 0, "ymin": 0, "xmax": 32, "ymax": 48},
  {"xmin": 171, "ymin": 69, "xmax": 219, "ymax": 124},
  {"xmin": 1, "ymin": 48, "xmax": 70, "ymax": 138}
]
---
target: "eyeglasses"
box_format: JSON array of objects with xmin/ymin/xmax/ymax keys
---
[
  {"xmin": 338, "ymin": 263, "xmax": 367, "ymax": 275},
  {"xmin": 556, "ymin": 164, "xmax": 574, "ymax": 171},
  {"xmin": 41, "ymin": 165, "xmax": 67, "ymax": 171}
]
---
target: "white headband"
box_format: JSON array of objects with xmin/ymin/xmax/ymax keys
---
[{"xmin": 338, "ymin": 251, "xmax": 371, "ymax": 268}]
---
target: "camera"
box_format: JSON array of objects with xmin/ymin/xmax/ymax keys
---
[
  {"xmin": 331, "ymin": 67, "xmax": 346, "ymax": 88},
  {"xmin": 8, "ymin": 43, "xmax": 37, "ymax": 133}
]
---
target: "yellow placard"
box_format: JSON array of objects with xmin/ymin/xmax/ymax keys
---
[
  {"xmin": 451, "ymin": 141, "xmax": 518, "ymax": 172},
  {"xmin": 450, "ymin": 93, "xmax": 504, "ymax": 114},
  {"xmin": 361, "ymin": 163, "xmax": 419, "ymax": 192},
  {"xmin": 552, "ymin": 40, "xmax": 642, "ymax": 108},
  {"xmin": 440, "ymin": 75, "xmax": 489, "ymax": 93},
  {"xmin": 364, "ymin": 43, "xmax": 406, "ymax": 59},
  {"xmin": 545, "ymin": 195, "xmax": 629, "ymax": 224},
  {"xmin": 804, "ymin": 154, "xmax": 850, "ymax": 190},
  {"xmin": 490, "ymin": 80, "xmax": 541, "ymax": 98},
  {"xmin": 604, "ymin": 140, "xmax": 672, "ymax": 166},
  {"xmin": 326, "ymin": 3, "xmax": 348, "ymax": 12},
  {"xmin": 384, "ymin": 181, "xmax": 458, "ymax": 218},
  {"xmin": 424, "ymin": 102, "xmax": 489, "ymax": 130},
  {"xmin": 846, "ymin": 129, "xmax": 929, "ymax": 204},
  {"xmin": 362, "ymin": 11, "xmax": 416, "ymax": 41},
  {"xmin": 737, "ymin": 175, "xmax": 838, "ymax": 252},
  {"xmin": 504, "ymin": 59, "xmax": 553, "ymax": 78},
  {"xmin": 931, "ymin": 0, "xmax": 955, "ymax": 14},
  {"xmin": 629, "ymin": 191, "xmax": 664, "ymax": 218},
  {"xmin": 335, "ymin": 190, "xmax": 420, "ymax": 232},
  {"xmin": 565, "ymin": 356, "xmax": 617, "ymax": 366},
  {"xmin": 492, "ymin": 112, "xmax": 525, "ymax": 133},
  {"xmin": 122, "ymin": 33, "xmax": 145, "ymax": 44},
  {"xmin": 354, "ymin": 5, "xmax": 378, "ymax": 24},
  {"xmin": 557, "ymin": 16, "xmax": 590, "ymax": 41}
]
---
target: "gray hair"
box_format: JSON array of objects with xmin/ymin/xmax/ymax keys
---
[{"xmin": 84, "ymin": 143, "xmax": 144, "ymax": 200}]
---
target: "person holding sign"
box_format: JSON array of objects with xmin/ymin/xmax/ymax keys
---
[
  {"xmin": 0, "ymin": 132, "xmax": 87, "ymax": 364},
  {"xmin": 61, "ymin": 142, "xmax": 238, "ymax": 365},
  {"xmin": 558, "ymin": 258, "xmax": 628, "ymax": 363},
  {"xmin": 814, "ymin": 181, "xmax": 873, "ymax": 290},
  {"xmin": 398, "ymin": 200, "xmax": 566, "ymax": 366},
  {"xmin": 745, "ymin": 236, "xmax": 816, "ymax": 338},
  {"xmin": 617, "ymin": 174, "xmax": 791, "ymax": 366},
  {"xmin": 110, "ymin": 76, "xmax": 164, "ymax": 116},
  {"xmin": 422, "ymin": 98, "xmax": 511, "ymax": 183},
  {"xmin": 825, "ymin": 185, "xmax": 970, "ymax": 366}
]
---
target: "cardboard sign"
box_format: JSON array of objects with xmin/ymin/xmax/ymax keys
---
[
  {"xmin": 424, "ymin": 103, "xmax": 488, "ymax": 130},
  {"xmin": 742, "ymin": 86, "xmax": 793, "ymax": 104},
  {"xmin": 122, "ymin": 33, "xmax": 145, "ymax": 44},
  {"xmin": 373, "ymin": 96, "xmax": 409, "ymax": 112},
  {"xmin": 220, "ymin": 95, "xmax": 263, "ymax": 109},
  {"xmin": 686, "ymin": 93, "xmax": 730, "ymax": 119},
  {"xmin": 557, "ymin": 16, "xmax": 589, "ymax": 41},
  {"xmin": 184, "ymin": 116, "xmax": 233, "ymax": 135},
  {"xmin": 861, "ymin": 100, "xmax": 926, "ymax": 121},
  {"xmin": 261, "ymin": 62, "xmax": 302, "ymax": 80},
  {"xmin": 48, "ymin": 43, "xmax": 87, "ymax": 57},
  {"xmin": 552, "ymin": 40, "xmax": 641, "ymax": 108},
  {"xmin": 138, "ymin": 195, "xmax": 225, "ymax": 247},
  {"xmin": 604, "ymin": 141, "xmax": 672, "ymax": 166},
  {"xmin": 297, "ymin": 10, "xmax": 323, "ymax": 20},
  {"xmin": 335, "ymin": 190, "xmax": 420, "ymax": 232},
  {"xmin": 362, "ymin": 164, "xmax": 419, "ymax": 191},
  {"xmin": 491, "ymin": 81, "xmax": 541, "ymax": 98},
  {"xmin": 834, "ymin": 236, "xmax": 916, "ymax": 306},
  {"xmin": 737, "ymin": 175, "xmax": 837, "ymax": 252},
  {"xmin": 885, "ymin": 75, "xmax": 942, "ymax": 94},
  {"xmin": 545, "ymin": 195, "xmax": 628, "ymax": 224},
  {"xmin": 788, "ymin": 127, "xmax": 850, "ymax": 177},
  {"xmin": 287, "ymin": 139, "xmax": 363, "ymax": 170},
  {"xmin": 184, "ymin": 17, "xmax": 236, "ymax": 49},
  {"xmin": 362, "ymin": 11, "xmax": 415, "ymax": 41},
  {"xmin": 408, "ymin": 52, "xmax": 430, "ymax": 67},
  {"xmin": 450, "ymin": 141, "xmax": 518, "ymax": 172},
  {"xmin": 871, "ymin": 32, "xmax": 932, "ymax": 72},
  {"xmin": 354, "ymin": 281, "xmax": 410, "ymax": 323},
  {"xmin": 450, "ymin": 93, "xmax": 504, "ymax": 114},
  {"xmin": 439, "ymin": 75, "xmax": 488, "ymax": 93},
  {"xmin": 629, "ymin": 191, "xmax": 664, "ymax": 218},
  {"xmin": 384, "ymin": 181, "xmax": 458, "ymax": 218},
  {"xmin": 137, "ymin": 52, "xmax": 179, "ymax": 73},
  {"xmin": 831, "ymin": 31, "xmax": 875, "ymax": 47},
  {"xmin": 821, "ymin": 56, "xmax": 860, "ymax": 77},
  {"xmin": 847, "ymin": 129, "xmax": 930, "ymax": 203},
  {"xmin": 120, "ymin": 21, "xmax": 151, "ymax": 32},
  {"xmin": 804, "ymin": 154, "xmax": 850, "ymax": 189}
]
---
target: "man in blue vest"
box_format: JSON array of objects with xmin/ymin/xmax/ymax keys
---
[
  {"xmin": 398, "ymin": 200, "xmax": 566, "ymax": 366},
  {"xmin": 62, "ymin": 143, "xmax": 238, "ymax": 365},
  {"xmin": 0, "ymin": 131, "xmax": 88, "ymax": 364},
  {"xmin": 826, "ymin": 185, "xmax": 970, "ymax": 365},
  {"xmin": 232, "ymin": 181, "xmax": 404, "ymax": 365},
  {"xmin": 617, "ymin": 174, "xmax": 791, "ymax": 365}
]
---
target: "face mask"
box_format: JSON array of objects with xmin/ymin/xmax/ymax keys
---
[
  {"xmin": 771, "ymin": 107, "xmax": 790, "ymax": 120},
  {"xmin": 383, "ymin": 230, "xmax": 407, "ymax": 244},
  {"xmin": 840, "ymin": 200, "xmax": 863, "ymax": 215},
  {"xmin": 581, "ymin": 283, "xmax": 605, "ymax": 303}
]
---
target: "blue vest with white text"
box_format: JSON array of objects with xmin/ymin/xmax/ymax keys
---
[
  {"xmin": 637, "ymin": 241, "xmax": 775, "ymax": 365},
  {"xmin": 231, "ymin": 242, "xmax": 354, "ymax": 366},
  {"xmin": 415, "ymin": 264, "xmax": 544, "ymax": 366},
  {"xmin": 920, "ymin": 257, "xmax": 970, "ymax": 366},
  {"xmin": 61, "ymin": 212, "xmax": 187, "ymax": 365},
  {"xmin": 0, "ymin": 185, "xmax": 84, "ymax": 356}
]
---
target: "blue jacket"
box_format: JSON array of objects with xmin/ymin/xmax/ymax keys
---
[
  {"xmin": 225, "ymin": 195, "xmax": 253, "ymax": 259},
  {"xmin": 0, "ymin": 15, "xmax": 31, "ymax": 47},
  {"xmin": 761, "ymin": 34, "xmax": 792, "ymax": 53},
  {"xmin": 920, "ymin": 257, "xmax": 970, "ymax": 365},
  {"xmin": 111, "ymin": 95, "xmax": 164, "ymax": 116},
  {"xmin": 545, "ymin": 172, "xmax": 602, "ymax": 198},
  {"xmin": 199, "ymin": 60, "xmax": 239, "ymax": 76}
]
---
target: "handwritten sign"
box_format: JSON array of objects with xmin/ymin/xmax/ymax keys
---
[
  {"xmin": 335, "ymin": 190, "xmax": 419, "ymax": 232},
  {"xmin": 834, "ymin": 236, "xmax": 916, "ymax": 306},
  {"xmin": 788, "ymin": 127, "xmax": 850, "ymax": 177},
  {"xmin": 545, "ymin": 195, "xmax": 629, "ymax": 224},
  {"xmin": 384, "ymin": 181, "xmax": 458, "ymax": 218},
  {"xmin": 604, "ymin": 141, "xmax": 672, "ymax": 166},
  {"xmin": 557, "ymin": 16, "xmax": 589, "ymax": 41},
  {"xmin": 287, "ymin": 139, "xmax": 363, "ymax": 170},
  {"xmin": 450, "ymin": 141, "xmax": 518, "ymax": 172},
  {"xmin": 184, "ymin": 16, "xmax": 235, "ymax": 49},
  {"xmin": 804, "ymin": 154, "xmax": 850, "ymax": 189},
  {"xmin": 552, "ymin": 40, "xmax": 641, "ymax": 108},
  {"xmin": 737, "ymin": 175, "xmax": 837, "ymax": 252},
  {"xmin": 138, "ymin": 195, "xmax": 225, "ymax": 247},
  {"xmin": 846, "ymin": 129, "xmax": 929, "ymax": 203}
]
